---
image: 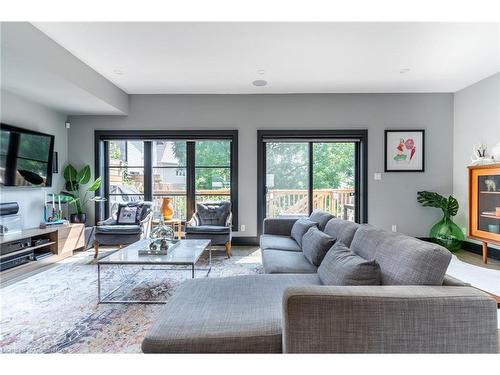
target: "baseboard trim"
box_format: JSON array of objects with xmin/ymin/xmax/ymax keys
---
[
  {"xmin": 461, "ymin": 240, "xmax": 500, "ymax": 261},
  {"xmin": 232, "ymin": 236, "xmax": 259, "ymax": 246},
  {"xmin": 418, "ymin": 237, "xmax": 500, "ymax": 261}
]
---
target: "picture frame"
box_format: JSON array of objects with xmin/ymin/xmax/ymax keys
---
[{"xmin": 384, "ymin": 129, "xmax": 425, "ymax": 172}]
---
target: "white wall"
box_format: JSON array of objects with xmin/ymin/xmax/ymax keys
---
[
  {"xmin": 0, "ymin": 90, "xmax": 68, "ymax": 229},
  {"xmin": 68, "ymin": 93, "xmax": 454, "ymax": 237},
  {"xmin": 453, "ymin": 73, "xmax": 500, "ymax": 247}
]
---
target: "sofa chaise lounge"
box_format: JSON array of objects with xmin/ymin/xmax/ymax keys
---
[{"xmin": 142, "ymin": 212, "xmax": 498, "ymax": 353}]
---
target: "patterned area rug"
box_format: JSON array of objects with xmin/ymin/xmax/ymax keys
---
[{"xmin": 0, "ymin": 247, "xmax": 262, "ymax": 353}]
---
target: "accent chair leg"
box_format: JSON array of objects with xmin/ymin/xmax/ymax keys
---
[
  {"xmin": 225, "ymin": 241, "xmax": 232, "ymax": 258},
  {"xmin": 94, "ymin": 241, "xmax": 99, "ymax": 259}
]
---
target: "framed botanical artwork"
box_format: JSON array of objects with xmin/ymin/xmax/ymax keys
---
[{"xmin": 384, "ymin": 129, "xmax": 425, "ymax": 172}]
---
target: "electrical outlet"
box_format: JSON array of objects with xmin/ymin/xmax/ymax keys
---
[
  {"xmin": 461, "ymin": 227, "xmax": 466, "ymax": 235},
  {"xmin": 374, "ymin": 173, "xmax": 382, "ymax": 181},
  {"xmin": 391, "ymin": 224, "xmax": 397, "ymax": 232},
  {"xmin": 240, "ymin": 224, "xmax": 246, "ymax": 232}
]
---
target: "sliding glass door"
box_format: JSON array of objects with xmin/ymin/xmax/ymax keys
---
[
  {"xmin": 258, "ymin": 130, "xmax": 367, "ymax": 234},
  {"xmin": 265, "ymin": 142, "xmax": 309, "ymax": 217},
  {"xmin": 312, "ymin": 142, "xmax": 355, "ymax": 221}
]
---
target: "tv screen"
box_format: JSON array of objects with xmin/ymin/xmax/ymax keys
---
[{"xmin": 0, "ymin": 123, "xmax": 55, "ymax": 187}]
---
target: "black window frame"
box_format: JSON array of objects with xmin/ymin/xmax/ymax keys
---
[
  {"xmin": 95, "ymin": 130, "xmax": 238, "ymax": 230},
  {"xmin": 257, "ymin": 129, "xmax": 368, "ymax": 236}
]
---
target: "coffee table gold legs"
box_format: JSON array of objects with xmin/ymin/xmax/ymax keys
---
[
  {"xmin": 225, "ymin": 241, "xmax": 232, "ymax": 258},
  {"xmin": 94, "ymin": 241, "xmax": 99, "ymax": 259}
]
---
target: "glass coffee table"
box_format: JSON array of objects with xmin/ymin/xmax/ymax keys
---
[{"xmin": 97, "ymin": 238, "xmax": 211, "ymax": 304}]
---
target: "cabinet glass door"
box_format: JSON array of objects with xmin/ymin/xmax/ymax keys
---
[{"xmin": 477, "ymin": 175, "xmax": 500, "ymax": 235}]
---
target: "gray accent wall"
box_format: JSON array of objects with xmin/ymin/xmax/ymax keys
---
[
  {"xmin": 0, "ymin": 90, "xmax": 68, "ymax": 229},
  {"xmin": 68, "ymin": 93, "xmax": 453, "ymax": 237},
  {"xmin": 453, "ymin": 73, "xmax": 500, "ymax": 248}
]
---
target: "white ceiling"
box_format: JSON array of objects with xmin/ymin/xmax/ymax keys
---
[{"xmin": 33, "ymin": 22, "xmax": 500, "ymax": 94}]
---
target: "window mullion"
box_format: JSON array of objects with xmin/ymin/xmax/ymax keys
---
[
  {"xmin": 144, "ymin": 141, "xmax": 152, "ymax": 202},
  {"xmin": 186, "ymin": 141, "xmax": 196, "ymax": 219},
  {"xmin": 308, "ymin": 141, "xmax": 313, "ymax": 216}
]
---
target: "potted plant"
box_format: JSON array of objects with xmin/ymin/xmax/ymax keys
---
[
  {"xmin": 417, "ymin": 191, "xmax": 465, "ymax": 252},
  {"xmin": 61, "ymin": 164, "xmax": 106, "ymax": 223}
]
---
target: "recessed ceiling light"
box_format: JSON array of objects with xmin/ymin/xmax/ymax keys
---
[
  {"xmin": 113, "ymin": 69, "xmax": 124, "ymax": 75},
  {"xmin": 257, "ymin": 69, "xmax": 265, "ymax": 75},
  {"xmin": 253, "ymin": 79, "xmax": 267, "ymax": 87},
  {"xmin": 399, "ymin": 68, "xmax": 410, "ymax": 74}
]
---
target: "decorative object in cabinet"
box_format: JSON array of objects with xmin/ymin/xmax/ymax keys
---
[{"xmin": 468, "ymin": 163, "xmax": 500, "ymax": 263}]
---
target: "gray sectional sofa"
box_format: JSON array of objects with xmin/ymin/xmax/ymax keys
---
[{"xmin": 142, "ymin": 212, "xmax": 498, "ymax": 353}]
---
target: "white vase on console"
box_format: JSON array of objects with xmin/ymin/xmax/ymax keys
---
[{"xmin": 491, "ymin": 141, "xmax": 500, "ymax": 162}]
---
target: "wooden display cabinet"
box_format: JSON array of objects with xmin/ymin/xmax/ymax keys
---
[{"xmin": 468, "ymin": 163, "xmax": 500, "ymax": 263}]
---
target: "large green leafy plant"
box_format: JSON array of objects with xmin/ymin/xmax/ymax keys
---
[
  {"xmin": 61, "ymin": 164, "xmax": 105, "ymax": 215},
  {"xmin": 417, "ymin": 191, "xmax": 464, "ymax": 252}
]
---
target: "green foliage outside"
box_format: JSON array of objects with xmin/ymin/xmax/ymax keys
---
[
  {"xmin": 173, "ymin": 140, "xmax": 231, "ymax": 190},
  {"xmin": 266, "ymin": 142, "xmax": 354, "ymax": 190},
  {"xmin": 109, "ymin": 140, "xmax": 354, "ymax": 193}
]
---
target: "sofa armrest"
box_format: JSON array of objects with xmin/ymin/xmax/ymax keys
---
[
  {"xmin": 139, "ymin": 213, "xmax": 153, "ymax": 238},
  {"xmin": 225, "ymin": 212, "xmax": 233, "ymax": 229},
  {"xmin": 282, "ymin": 285, "xmax": 498, "ymax": 353},
  {"xmin": 263, "ymin": 217, "xmax": 299, "ymax": 236},
  {"xmin": 187, "ymin": 212, "xmax": 200, "ymax": 227},
  {"xmin": 442, "ymin": 274, "xmax": 470, "ymax": 286},
  {"xmin": 98, "ymin": 217, "xmax": 116, "ymax": 226}
]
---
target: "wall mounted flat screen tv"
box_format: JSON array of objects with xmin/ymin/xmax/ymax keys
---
[{"xmin": 0, "ymin": 123, "xmax": 55, "ymax": 187}]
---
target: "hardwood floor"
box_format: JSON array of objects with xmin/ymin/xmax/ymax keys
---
[{"xmin": 454, "ymin": 249, "xmax": 500, "ymax": 270}]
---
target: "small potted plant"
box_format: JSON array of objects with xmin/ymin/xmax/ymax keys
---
[
  {"xmin": 61, "ymin": 164, "xmax": 106, "ymax": 223},
  {"xmin": 417, "ymin": 191, "xmax": 465, "ymax": 252}
]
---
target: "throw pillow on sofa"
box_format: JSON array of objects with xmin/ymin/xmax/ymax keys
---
[
  {"xmin": 318, "ymin": 242, "xmax": 381, "ymax": 285},
  {"xmin": 309, "ymin": 210, "xmax": 334, "ymax": 231},
  {"xmin": 301, "ymin": 227, "xmax": 336, "ymax": 266},
  {"xmin": 290, "ymin": 218, "xmax": 318, "ymax": 246}
]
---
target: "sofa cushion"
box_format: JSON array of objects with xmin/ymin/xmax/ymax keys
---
[
  {"xmin": 323, "ymin": 218, "xmax": 360, "ymax": 247},
  {"xmin": 290, "ymin": 218, "xmax": 318, "ymax": 246},
  {"xmin": 260, "ymin": 234, "xmax": 301, "ymax": 252},
  {"xmin": 349, "ymin": 225, "xmax": 452, "ymax": 285},
  {"xmin": 309, "ymin": 210, "xmax": 335, "ymax": 231},
  {"xmin": 301, "ymin": 227, "xmax": 336, "ymax": 266},
  {"xmin": 141, "ymin": 273, "xmax": 321, "ymax": 353},
  {"xmin": 95, "ymin": 224, "xmax": 141, "ymax": 235},
  {"xmin": 318, "ymin": 242, "xmax": 381, "ymax": 286},
  {"xmin": 185, "ymin": 225, "xmax": 230, "ymax": 234},
  {"xmin": 262, "ymin": 249, "xmax": 318, "ymax": 274}
]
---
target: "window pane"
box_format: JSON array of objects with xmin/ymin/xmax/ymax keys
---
[
  {"xmin": 265, "ymin": 142, "xmax": 309, "ymax": 217},
  {"xmin": 0, "ymin": 130, "xmax": 9, "ymax": 156},
  {"xmin": 313, "ymin": 142, "xmax": 355, "ymax": 221},
  {"xmin": 153, "ymin": 167, "xmax": 186, "ymax": 194},
  {"xmin": 109, "ymin": 140, "xmax": 144, "ymax": 166},
  {"xmin": 109, "ymin": 167, "xmax": 144, "ymax": 194},
  {"xmin": 195, "ymin": 167, "xmax": 230, "ymax": 194},
  {"xmin": 153, "ymin": 141, "xmax": 186, "ymax": 167},
  {"xmin": 108, "ymin": 194, "xmax": 144, "ymax": 216},
  {"xmin": 195, "ymin": 140, "xmax": 230, "ymax": 166},
  {"xmin": 153, "ymin": 195, "xmax": 187, "ymax": 220}
]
